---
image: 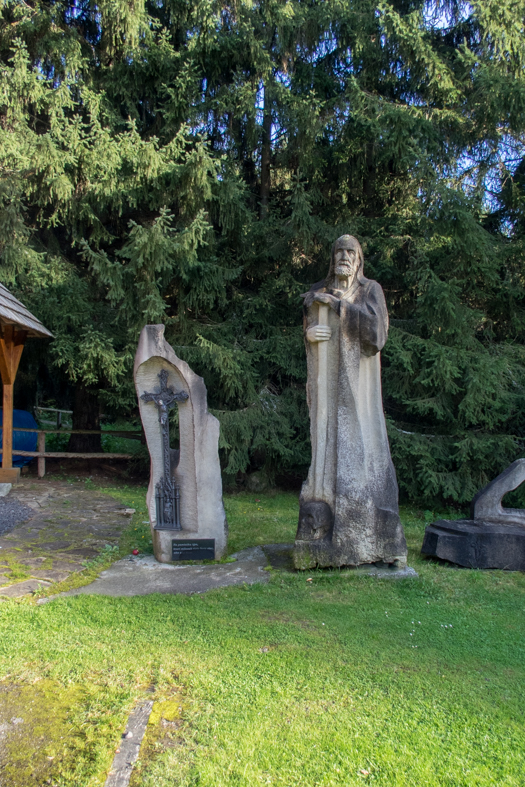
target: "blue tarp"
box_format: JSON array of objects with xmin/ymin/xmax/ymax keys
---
[{"xmin": 0, "ymin": 409, "xmax": 38, "ymax": 466}]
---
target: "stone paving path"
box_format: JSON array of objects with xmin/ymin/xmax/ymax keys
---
[
  {"xmin": 0, "ymin": 481, "xmax": 418, "ymax": 602},
  {"xmin": 0, "ymin": 479, "xmax": 134, "ymax": 598}
]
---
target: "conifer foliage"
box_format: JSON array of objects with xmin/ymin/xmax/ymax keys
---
[{"xmin": 2, "ymin": 0, "xmax": 525, "ymax": 501}]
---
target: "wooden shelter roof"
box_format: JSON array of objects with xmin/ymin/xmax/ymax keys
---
[{"xmin": 0, "ymin": 283, "xmax": 53, "ymax": 338}]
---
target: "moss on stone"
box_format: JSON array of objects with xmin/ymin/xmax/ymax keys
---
[
  {"xmin": 1, "ymin": 559, "xmax": 31, "ymax": 582},
  {"xmin": 0, "ymin": 680, "xmax": 84, "ymax": 786},
  {"xmin": 129, "ymin": 694, "xmax": 185, "ymax": 787}
]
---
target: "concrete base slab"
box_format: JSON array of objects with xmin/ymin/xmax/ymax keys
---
[
  {"xmin": 36, "ymin": 544, "xmax": 418, "ymax": 604},
  {"xmin": 264, "ymin": 543, "xmax": 417, "ymax": 578},
  {"xmin": 352, "ymin": 562, "xmax": 418, "ymax": 579},
  {"xmin": 262, "ymin": 543, "xmax": 295, "ymax": 570},
  {"xmin": 0, "ymin": 483, "xmax": 12, "ymax": 497},
  {"xmin": 39, "ymin": 546, "xmax": 269, "ymax": 601}
]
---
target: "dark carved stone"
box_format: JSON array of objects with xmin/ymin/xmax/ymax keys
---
[
  {"xmin": 297, "ymin": 501, "xmax": 333, "ymax": 541},
  {"xmin": 422, "ymin": 459, "xmax": 525, "ymax": 571},
  {"xmin": 141, "ymin": 370, "xmax": 188, "ymax": 530},
  {"xmin": 470, "ymin": 459, "xmax": 525, "ymax": 525}
]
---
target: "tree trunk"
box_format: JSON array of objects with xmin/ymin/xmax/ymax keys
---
[
  {"xmin": 232, "ymin": 114, "xmax": 257, "ymax": 212},
  {"xmin": 260, "ymin": 80, "xmax": 272, "ymax": 220},
  {"xmin": 67, "ymin": 384, "xmax": 102, "ymax": 452}
]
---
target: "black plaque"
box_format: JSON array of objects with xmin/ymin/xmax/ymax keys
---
[{"xmin": 172, "ymin": 539, "xmax": 215, "ymax": 561}]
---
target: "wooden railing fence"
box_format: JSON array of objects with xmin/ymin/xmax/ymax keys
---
[{"xmin": 6, "ymin": 426, "xmax": 144, "ymax": 478}]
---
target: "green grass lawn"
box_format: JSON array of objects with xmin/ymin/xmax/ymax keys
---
[
  {"xmin": 0, "ymin": 485, "xmax": 524, "ymax": 786},
  {"xmin": 97, "ymin": 486, "xmax": 300, "ymax": 558}
]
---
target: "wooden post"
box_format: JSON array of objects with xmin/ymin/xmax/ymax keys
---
[
  {"xmin": 0, "ymin": 325, "xmax": 27, "ymax": 483},
  {"xmin": 37, "ymin": 431, "xmax": 46, "ymax": 478},
  {"xmin": 2, "ymin": 382, "xmax": 13, "ymax": 473}
]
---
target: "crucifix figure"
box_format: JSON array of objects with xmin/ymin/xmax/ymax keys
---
[{"xmin": 141, "ymin": 369, "xmax": 189, "ymax": 528}]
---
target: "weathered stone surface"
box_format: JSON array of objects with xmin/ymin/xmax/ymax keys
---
[
  {"xmin": 471, "ymin": 458, "xmax": 525, "ymax": 524},
  {"xmin": 0, "ymin": 579, "xmax": 51, "ymax": 597},
  {"xmin": 245, "ymin": 471, "xmax": 269, "ymax": 493},
  {"xmin": 0, "ymin": 479, "xmax": 135, "ymax": 595},
  {"xmin": 134, "ymin": 325, "xmax": 227, "ymax": 563},
  {"xmin": 65, "ymin": 547, "xmax": 98, "ymax": 558},
  {"xmin": 39, "ymin": 540, "xmax": 73, "ymax": 551},
  {"xmin": 41, "ymin": 560, "xmax": 83, "ymax": 574},
  {"xmin": 353, "ymin": 562, "xmax": 418, "ymax": 578},
  {"xmin": 28, "ymin": 568, "xmax": 73, "ymax": 582},
  {"xmin": 15, "ymin": 556, "xmax": 48, "ymax": 568},
  {"xmin": 293, "ymin": 235, "xmax": 407, "ymax": 569},
  {"xmin": 422, "ymin": 460, "xmax": 525, "ymax": 570},
  {"xmin": 265, "ymin": 543, "xmax": 417, "ymax": 577},
  {"xmin": 104, "ymin": 701, "xmax": 153, "ymax": 787},
  {"xmin": 262, "ymin": 543, "xmax": 295, "ymax": 571},
  {"xmin": 422, "ymin": 519, "xmax": 525, "ymax": 570}
]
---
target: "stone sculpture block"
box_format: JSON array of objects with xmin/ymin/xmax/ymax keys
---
[
  {"xmin": 134, "ymin": 325, "xmax": 227, "ymax": 562},
  {"xmin": 293, "ymin": 235, "xmax": 408, "ymax": 570},
  {"xmin": 422, "ymin": 459, "xmax": 525, "ymax": 570}
]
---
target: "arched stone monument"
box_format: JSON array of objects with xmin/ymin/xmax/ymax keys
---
[{"xmin": 134, "ymin": 325, "xmax": 227, "ymax": 562}]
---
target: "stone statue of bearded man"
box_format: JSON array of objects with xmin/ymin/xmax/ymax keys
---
[{"xmin": 293, "ymin": 234, "xmax": 408, "ymax": 569}]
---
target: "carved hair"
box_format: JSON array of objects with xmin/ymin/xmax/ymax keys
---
[{"xmin": 327, "ymin": 234, "xmax": 365, "ymax": 287}]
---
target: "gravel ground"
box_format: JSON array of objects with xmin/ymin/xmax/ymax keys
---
[{"xmin": 0, "ymin": 497, "xmax": 34, "ymax": 535}]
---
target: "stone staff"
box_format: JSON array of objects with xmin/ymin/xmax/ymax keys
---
[{"xmin": 314, "ymin": 302, "xmax": 329, "ymax": 498}]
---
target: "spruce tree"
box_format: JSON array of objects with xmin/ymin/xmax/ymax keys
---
[{"xmin": 2, "ymin": 0, "xmax": 525, "ymax": 502}]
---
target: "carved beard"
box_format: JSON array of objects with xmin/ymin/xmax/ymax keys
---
[{"xmin": 334, "ymin": 262, "xmax": 357, "ymax": 280}]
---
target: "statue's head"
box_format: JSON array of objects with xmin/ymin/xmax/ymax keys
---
[{"xmin": 328, "ymin": 234, "xmax": 364, "ymax": 288}]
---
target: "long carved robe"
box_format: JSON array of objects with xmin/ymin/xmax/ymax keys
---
[{"xmin": 294, "ymin": 276, "xmax": 407, "ymax": 568}]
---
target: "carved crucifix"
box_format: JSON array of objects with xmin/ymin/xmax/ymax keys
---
[{"xmin": 141, "ymin": 369, "xmax": 189, "ymax": 528}]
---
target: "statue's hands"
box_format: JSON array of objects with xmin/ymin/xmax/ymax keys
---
[
  {"xmin": 313, "ymin": 292, "xmax": 339, "ymax": 310},
  {"xmin": 306, "ymin": 325, "xmax": 332, "ymax": 343},
  {"xmin": 301, "ymin": 291, "xmax": 317, "ymax": 309},
  {"xmin": 301, "ymin": 290, "xmax": 340, "ymax": 311}
]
